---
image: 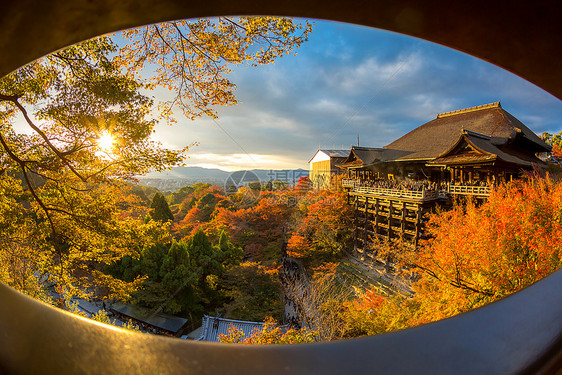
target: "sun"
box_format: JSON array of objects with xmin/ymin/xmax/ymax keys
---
[{"xmin": 97, "ymin": 131, "xmax": 115, "ymax": 151}]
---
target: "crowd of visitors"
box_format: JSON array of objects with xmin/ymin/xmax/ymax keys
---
[
  {"xmin": 346, "ymin": 177, "xmax": 494, "ymax": 192},
  {"xmin": 450, "ymin": 179, "xmax": 491, "ymax": 187},
  {"xmin": 355, "ymin": 178, "xmax": 449, "ymax": 192}
]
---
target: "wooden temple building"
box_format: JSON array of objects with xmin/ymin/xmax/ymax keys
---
[
  {"xmin": 308, "ymin": 149, "xmax": 350, "ymax": 190},
  {"xmin": 338, "ymin": 102, "xmax": 550, "ymax": 251}
]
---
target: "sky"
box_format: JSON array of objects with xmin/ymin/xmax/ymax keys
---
[
  {"xmin": 147, "ymin": 18, "xmax": 562, "ymax": 172},
  {"xmin": 34, "ymin": 18, "xmax": 562, "ymax": 173}
]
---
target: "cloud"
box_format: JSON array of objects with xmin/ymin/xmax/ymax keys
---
[
  {"xmin": 186, "ymin": 152, "xmax": 305, "ymax": 171},
  {"xmin": 145, "ymin": 19, "xmax": 562, "ymax": 173}
]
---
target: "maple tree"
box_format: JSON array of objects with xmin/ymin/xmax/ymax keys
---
[
  {"xmin": 344, "ymin": 177, "xmax": 562, "ymax": 335},
  {"xmin": 119, "ymin": 17, "xmax": 312, "ymax": 121},
  {"xmin": 552, "ymin": 143, "xmax": 562, "ymax": 159},
  {"xmin": 294, "ymin": 176, "xmax": 313, "ymax": 195},
  {"xmin": 209, "ymin": 192, "xmax": 293, "ymax": 263},
  {"xmin": 287, "ymin": 190, "xmax": 353, "ymax": 262},
  {"xmin": 172, "ymin": 185, "xmax": 227, "ymax": 239}
]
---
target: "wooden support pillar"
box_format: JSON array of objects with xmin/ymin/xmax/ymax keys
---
[
  {"xmin": 374, "ymin": 198, "xmax": 379, "ymax": 238},
  {"xmin": 401, "ymin": 203, "xmax": 406, "ymax": 242},
  {"xmin": 353, "ymin": 197, "xmax": 358, "ymax": 253},
  {"xmin": 414, "ymin": 207, "xmax": 422, "ymax": 247},
  {"xmin": 363, "ymin": 197, "xmax": 369, "ymax": 257},
  {"xmin": 388, "ymin": 200, "xmax": 393, "ymax": 241}
]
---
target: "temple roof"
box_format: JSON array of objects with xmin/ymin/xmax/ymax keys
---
[
  {"xmin": 384, "ymin": 102, "xmax": 550, "ymax": 161},
  {"xmin": 429, "ymin": 130, "xmax": 545, "ymax": 167}
]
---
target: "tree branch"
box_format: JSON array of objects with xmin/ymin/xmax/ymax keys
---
[{"xmin": 0, "ymin": 94, "xmax": 87, "ymax": 182}]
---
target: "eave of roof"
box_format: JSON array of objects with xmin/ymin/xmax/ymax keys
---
[{"xmin": 429, "ymin": 131, "xmax": 542, "ymax": 167}]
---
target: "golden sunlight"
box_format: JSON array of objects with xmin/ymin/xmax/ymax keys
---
[{"xmin": 97, "ymin": 131, "xmax": 115, "ymax": 151}]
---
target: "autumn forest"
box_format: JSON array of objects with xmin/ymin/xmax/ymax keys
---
[{"xmin": 0, "ymin": 16, "xmax": 561, "ymax": 345}]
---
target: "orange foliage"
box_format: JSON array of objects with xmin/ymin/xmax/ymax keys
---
[
  {"xmin": 171, "ymin": 185, "xmax": 227, "ymax": 239},
  {"xmin": 295, "ymin": 176, "xmax": 312, "ymax": 195},
  {"xmin": 209, "ymin": 194, "xmax": 292, "ymax": 261},
  {"xmin": 553, "ymin": 143, "xmax": 562, "ymax": 158},
  {"xmin": 310, "ymin": 262, "xmax": 339, "ymax": 277},
  {"xmin": 419, "ymin": 177, "xmax": 562, "ymax": 303},
  {"xmin": 286, "ymin": 235, "xmax": 312, "ymax": 258},
  {"xmin": 345, "ymin": 177, "xmax": 562, "ymax": 336},
  {"xmin": 287, "ymin": 190, "xmax": 353, "ymax": 261},
  {"xmin": 218, "ymin": 317, "xmax": 315, "ymax": 344},
  {"xmin": 172, "ymin": 207, "xmax": 205, "ymax": 239}
]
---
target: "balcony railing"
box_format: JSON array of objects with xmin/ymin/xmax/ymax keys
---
[
  {"xmin": 342, "ymin": 179, "xmax": 360, "ymax": 188},
  {"xmin": 352, "ymin": 186, "xmax": 440, "ymax": 201},
  {"xmin": 448, "ymin": 184, "xmax": 491, "ymax": 196},
  {"xmin": 346, "ymin": 181, "xmax": 492, "ymax": 198}
]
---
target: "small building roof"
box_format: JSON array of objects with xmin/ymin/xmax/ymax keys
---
[
  {"xmin": 197, "ymin": 315, "xmax": 287, "ymax": 343},
  {"xmin": 340, "ymin": 146, "xmax": 411, "ymax": 168},
  {"xmin": 110, "ymin": 302, "xmax": 188, "ymax": 334},
  {"xmin": 384, "ymin": 101, "xmax": 550, "ymax": 161},
  {"xmin": 308, "ymin": 149, "xmax": 350, "ymax": 163}
]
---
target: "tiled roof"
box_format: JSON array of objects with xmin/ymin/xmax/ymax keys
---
[{"xmin": 197, "ymin": 315, "xmax": 287, "ymax": 343}]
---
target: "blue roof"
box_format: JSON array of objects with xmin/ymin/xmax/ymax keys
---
[{"xmin": 197, "ymin": 315, "xmax": 287, "ymax": 343}]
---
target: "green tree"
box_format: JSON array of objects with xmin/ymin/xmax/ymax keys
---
[
  {"xmin": 217, "ymin": 231, "xmax": 244, "ymax": 268},
  {"xmin": 150, "ymin": 192, "xmax": 174, "ymax": 223},
  {"xmin": 158, "ymin": 241, "xmax": 198, "ymax": 315},
  {"xmin": 220, "ymin": 262, "xmax": 283, "ymax": 321},
  {"xmin": 541, "ymin": 131, "xmax": 562, "ymax": 148}
]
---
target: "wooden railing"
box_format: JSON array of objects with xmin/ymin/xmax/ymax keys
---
[
  {"xmin": 352, "ymin": 186, "xmax": 440, "ymax": 201},
  {"xmin": 448, "ymin": 184, "xmax": 491, "ymax": 196},
  {"xmin": 347, "ymin": 182, "xmax": 491, "ymax": 199},
  {"xmin": 342, "ymin": 179, "xmax": 360, "ymax": 188}
]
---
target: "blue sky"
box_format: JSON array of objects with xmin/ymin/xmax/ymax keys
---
[{"xmin": 149, "ymin": 18, "xmax": 562, "ymax": 172}]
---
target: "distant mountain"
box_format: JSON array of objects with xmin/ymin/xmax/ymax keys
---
[
  {"xmin": 142, "ymin": 166, "xmax": 231, "ymax": 180},
  {"xmin": 137, "ymin": 166, "xmax": 309, "ymax": 191}
]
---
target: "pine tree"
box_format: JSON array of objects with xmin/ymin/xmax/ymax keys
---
[{"xmin": 150, "ymin": 193, "xmax": 174, "ymax": 223}]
